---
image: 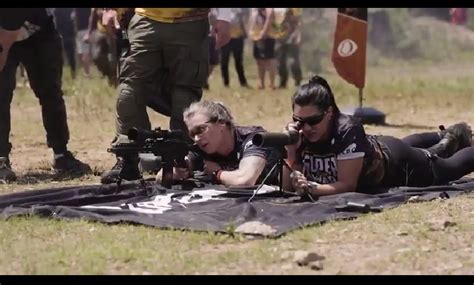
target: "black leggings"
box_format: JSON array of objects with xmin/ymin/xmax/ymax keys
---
[{"xmin": 378, "ymin": 132, "xmax": 474, "ymax": 187}]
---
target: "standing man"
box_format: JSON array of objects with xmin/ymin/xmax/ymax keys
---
[
  {"xmin": 204, "ymin": 8, "xmax": 221, "ymax": 90},
  {"xmin": 53, "ymin": 8, "xmax": 77, "ymax": 79},
  {"xmin": 450, "ymin": 8, "xmax": 468, "ymax": 25},
  {"xmin": 101, "ymin": 8, "xmax": 231, "ymax": 184},
  {"xmin": 84, "ymin": 8, "xmax": 117, "ymax": 86},
  {"xmin": 0, "ymin": 8, "xmax": 91, "ymax": 182},
  {"xmin": 220, "ymin": 8, "xmax": 249, "ymax": 88},
  {"xmin": 275, "ymin": 8, "xmax": 303, "ymax": 89},
  {"xmin": 73, "ymin": 8, "xmax": 93, "ymax": 77}
]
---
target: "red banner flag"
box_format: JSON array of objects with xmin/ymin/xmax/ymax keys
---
[{"xmin": 332, "ymin": 8, "xmax": 368, "ymax": 89}]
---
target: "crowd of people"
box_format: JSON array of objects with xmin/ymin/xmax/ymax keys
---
[
  {"xmin": 1, "ymin": 8, "xmax": 473, "ymax": 199},
  {"xmin": 15, "ymin": 8, "xmax": 304, "ymax": 91}
]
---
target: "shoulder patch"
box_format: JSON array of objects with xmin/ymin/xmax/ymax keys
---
[
  {"xmin": 244, "ymin": 139, "xmax": 254, "ymax": 150},
  {"xmin": 342, "ymin": 143, "xmax": 357, "ymax": 154}
]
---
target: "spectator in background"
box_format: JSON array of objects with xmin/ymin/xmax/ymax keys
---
[
  {"xmin": 0, "ymin": 8, "xmax": 91, "ymax": 182},
  {"xmin": 73, "ymin": 8, "xmax": 93, "ymax": 77},
  {"xmin": 450, "ymin": 8, "xmax": 468, "ymax": 25},
  {"xmin": 249, "ymin": 8, "xmax": 277, "ymax": 90},
  {"xmin": 85, "ymin": 8, "xmax": 117, "ymax": 86},
  {"xmin": 220, "ymin": 8, "xmax": 249, "ymax": 88},
  {"xmin": 274, "ymin": 8, "xmax": 303, "ymax": 89},
  {"xmin": 204, "ymin": 9, "xmax": 220, "ymax": 90},
  {"xmin": 53, "ymin": 8, "xmax": 77, "ymax": 79},
  {"xmin": 101, "ymin": 8, "xmax": 134, "ymax": 79}
]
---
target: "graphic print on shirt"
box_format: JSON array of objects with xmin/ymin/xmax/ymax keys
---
[{"xmin": 302, "ymin": 152, "xmax": 338, "ymax": 184}]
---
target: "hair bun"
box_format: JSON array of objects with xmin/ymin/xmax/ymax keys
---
[
  {"xmin": 308, "ymin": 74, "xmax": 333, "ymax": 95},
  {"xmin": 309, "ymin": 75, "xmax": 326, "ymax": 85}
]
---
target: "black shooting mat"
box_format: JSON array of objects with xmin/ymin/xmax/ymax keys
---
[{"xmin": 0, "ymin": 178, "xmax": 473, "ymax": 237}]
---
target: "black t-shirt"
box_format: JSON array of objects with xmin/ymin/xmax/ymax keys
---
[
  {"xmin": 53, "ymin": 8, "xmax": 75, "ymax": 39},
  {"xmin": 190, "ymin": 126, "xmax": 281, "ymax": 184},
  {"xmin": 73, "ymin": 8, "xmax": 91, "ymax": 31},
  {"xmin": 0, "ymin": 8, "xmax": 55, "ymax": 36},
  {"xmin": 296, "ymin": 113, "xmax": 385, "ymax": 187}
]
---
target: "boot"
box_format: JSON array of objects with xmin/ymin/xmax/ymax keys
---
[
  {"xmin": 428, "ymin": 122, "xmax": 472, "ymax": 158},
  {"xmin": 53, "ymin": 151, "xmax": 92, "ymax": 175},
  {"xmin": 0, "ymin": 157, "xmax": 17, "ymax": 182},
  {"xmin": 100, "ymin": 156, "xmax": 141, "ymax": 184}
]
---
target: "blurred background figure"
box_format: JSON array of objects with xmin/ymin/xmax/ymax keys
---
[
  {"xmin": 450, "ymin": 8, "xmax": 468, "ymax": 25},
  {"xmin": 220, "ymin": 8, "xmax": 249, "ymax": 88},
  {"xmin": 102, "ymin": 8, "xmax": 134, "ymax": 82},
  {"xmin": 53, "ymin": 8, "xmax": 77, "ymax": 79},
  {"xmin": 73, "ymin": 8, "xmax": 93, "ymax": 77},
  {"xmin": 85, "ymin": 8, "xmax": 117, "ymax": 86},
  {"xmin": 204, "ymin": 8, "xmax": 221, "ymax": 90},
  {"xmin": 249, "ymin": 8, "xmax": 277, "ymax": 90},
  {"xmin": 274, "ymin": 8, "xmax": 303, "ymax": 89}
]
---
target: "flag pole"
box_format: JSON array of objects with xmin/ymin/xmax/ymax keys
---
[{"xmin": 333, "ymin": 8, "xmax": 385, "ymax": 125}]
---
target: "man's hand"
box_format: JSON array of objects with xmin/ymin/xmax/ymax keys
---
[
  {"xmin": 0, "ymin": 28, "xmax": 22, "ymax": 72},
  {"xmin": 213, "ymin": 20, "xmax": 231, "ymax": 49}
]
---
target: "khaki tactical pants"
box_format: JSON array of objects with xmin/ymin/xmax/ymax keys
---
[{"xmin": 115, "ymin": 14, "xmax": 209, "ymax": 142}]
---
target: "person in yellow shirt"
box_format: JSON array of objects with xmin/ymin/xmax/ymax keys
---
[
  {"xmin": 101, "ymin": 8, "xmax": 231, "ymax": 184},
  {"xmin": 274, "ymin": 8, "xmax": 303, "ymax": 89},
  {"xmin": 249, "ymin": 8, "xmax": 277, "ymax": 90}
]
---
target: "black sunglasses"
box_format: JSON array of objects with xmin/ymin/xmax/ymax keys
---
[{"xmin": 292, "ymin": 112, "xmax": 327, "ymax": 127}]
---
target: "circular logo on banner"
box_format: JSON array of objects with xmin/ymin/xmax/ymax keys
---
[{"xmin": 337, "ymin": 39, "xmax": 358, "ymax": 57}]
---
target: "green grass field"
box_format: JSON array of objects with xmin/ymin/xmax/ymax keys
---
[{"xmin": 0, "ymin": 12, "xmax": 473, "ymax": 274}]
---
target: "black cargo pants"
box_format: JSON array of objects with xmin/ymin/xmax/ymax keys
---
[{"xmin": 0, "ymin": 31, "xmax": 69, "ymax": 156}]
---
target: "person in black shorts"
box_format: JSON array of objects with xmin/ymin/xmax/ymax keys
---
[
  {"xmin": 172, "ymin": 100, "xmax": 280, "ymax": 186},
  {"xmin": 283, "ymin": 75, "xmax": 474, "ymax": 197},
  {"xmin": 250, "ymin": 8, "xmax": 277, "ymax": 90},
  {"xmin": 253, "ymin": 38, "xmax": 275, "ymax": 61}
]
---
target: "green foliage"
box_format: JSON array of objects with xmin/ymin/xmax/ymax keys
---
[
  {"xmin": 466, "ymin": 9, "xmax": 474, "ymax": 31},
  {"xmin": 300, "ymin": 8, "xmax": 474, "ymax": 72}
]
